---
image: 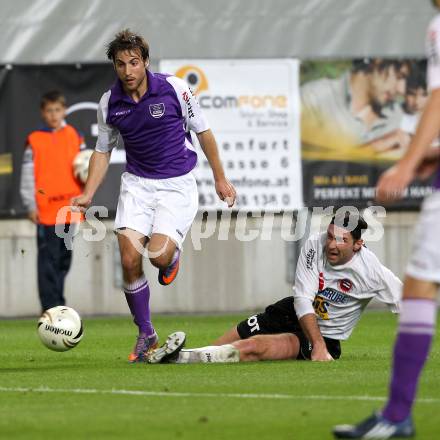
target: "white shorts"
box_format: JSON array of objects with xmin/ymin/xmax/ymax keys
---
[
  {"xmin": 406, "ymin": 191, "xmax": 440, "ymax": 283},
  {"xmin": 114, "ymin": 171, "xmax": 198, "ymax": 248}
]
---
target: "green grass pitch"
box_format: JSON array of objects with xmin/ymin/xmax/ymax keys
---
[{"xmin": 0, "ymin": 311, "xmax": 439, "ymax": 439}]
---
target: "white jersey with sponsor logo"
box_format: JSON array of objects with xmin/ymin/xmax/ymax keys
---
[{"xmin": 293, "ymin": 233, "xmax": 402, "ymax": 340}]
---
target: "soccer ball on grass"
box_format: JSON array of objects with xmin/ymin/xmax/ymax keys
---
[{"xmin": 37, "ymin": 306, "xmax": 83, "ymax": 352}]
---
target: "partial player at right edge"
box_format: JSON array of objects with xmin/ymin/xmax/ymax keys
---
[{"xmin": 333, "ymin": 1, "xmax": 440, "ymax": 438}]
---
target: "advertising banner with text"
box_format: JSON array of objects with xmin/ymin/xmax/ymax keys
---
[
  {"xmin": 160, "ymin": 59, "xmax": 303, "ymax": 211},
  {"xmin": 301, "ymin": 59, "xmax": 436, "ymax": 209}
]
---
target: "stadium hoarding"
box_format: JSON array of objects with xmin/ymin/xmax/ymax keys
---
[
  {"xmin": 1, "ymin": 60, "xmax": 303, "ymax": 218},
  {"xmin": 301, "ymin": 58, "xmax": 436, "ymax": 209},
  {"xmin": 5, "ymin": 59, "xmax": 434, "ymax": 217},
  {"xmin": 160, "ymin": 59, "xmax": 303, "ymax": 212}
]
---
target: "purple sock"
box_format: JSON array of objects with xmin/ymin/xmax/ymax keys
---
[
  {"xmin": 382, "ymin": 299, "xmax": 436, "ymax": 423},
  {"xmin": 124, "ymin": 275, "xmax": 154, "ymax": 336}
]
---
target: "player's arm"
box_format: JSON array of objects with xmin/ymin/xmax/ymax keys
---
[
  {"xmin": 72, "ymin": 151, "xmax": 111, "ymax": 210},
  {"xmin": 377, "ymin": 20, "xmax": 440, "ymax": 203},
  {"xmin": 293, "ymin": 236, "xmax": 333, "ymax": 362},
  {"xmin": 376, "ymin": 90, "xmax": 440, "ymax": 202},
  {"xmin": 299, "ymin": 314, "xmax": 333, "ymax": 361},
  {"xmin": 19, "ymin": 144, "xmax": 38, "ymax": 223},
  {"xmin": 373, "ymin": 263, "xmax": 403, "ymax": 313},
  {"xmin": 167, "ymin": 76, "xmax": 236, "ymax": 207},
  {"xmin": 197, "ymin": 129, "xmax": 236, "ymax": 207},
  {"xmin": 72, "ymin": 92, "xmax": 118, "ymax": 211}
]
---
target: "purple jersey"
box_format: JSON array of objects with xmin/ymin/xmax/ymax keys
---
[{"xmin": 95, "ymin": 70, "xmax": 209, "ymax": 179}]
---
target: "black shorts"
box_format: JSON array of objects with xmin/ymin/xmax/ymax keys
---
[{"xmin": 236, "ymin": 296, "xmax": 341, "ymax": 360}]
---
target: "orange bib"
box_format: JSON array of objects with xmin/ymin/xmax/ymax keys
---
[{"xmin": 28, "ymin": 125, "xmax": 83, "ymax": 225}]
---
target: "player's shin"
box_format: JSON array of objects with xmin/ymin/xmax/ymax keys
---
[
  {"xmin": 123, "ymin": 275, "xmax": 155, "ymax": 337},
  {"xmin": 382, "ymin": 298, "xmax": 436, "ymax": 422}
]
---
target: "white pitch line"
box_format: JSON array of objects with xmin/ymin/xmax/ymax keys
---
[{"xmin": 0, "ymin": 387, "xmax": 439, "ymax": 404}]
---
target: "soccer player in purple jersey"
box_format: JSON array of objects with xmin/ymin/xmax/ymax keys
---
[
  {"xmin": 333, "ymin": 1, "xmax": 440, "ymax": 438},
  {"xmin": 72, "ymin": 30, "xmax": 236, "ymax": 362}
]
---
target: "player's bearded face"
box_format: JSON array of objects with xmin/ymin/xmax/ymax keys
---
[
  {"xmin": 325, "ymin": 225, "xmax": 360, "ymax": 266},
  {"xmin": 114, "ymin": 50, "xmax": 147, "ymax": 92}
]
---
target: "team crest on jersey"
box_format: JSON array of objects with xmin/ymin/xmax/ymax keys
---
[
  {"xmin": 149, "ymin": 103, "xmax": 165, "ymax": 118},
  {"xmin": 338, "ymin": 278, "xmax": 353, "ymax": 293}
]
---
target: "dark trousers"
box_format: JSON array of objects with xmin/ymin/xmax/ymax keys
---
[{"xmin": 37, "ymin": 224, "xmax": 73, "ymax": 311}]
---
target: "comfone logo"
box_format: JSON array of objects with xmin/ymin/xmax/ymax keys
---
[
  {"xmin": 175, "ymin": 65, "xmax": 209, "ymax": 95},
  {"xmin": 45, "ymin": 324, "xmax": 73, "ymax": 337},
  {"xmin": 174, "ymin": 64, "xmax": 287, "ymax": 110}
]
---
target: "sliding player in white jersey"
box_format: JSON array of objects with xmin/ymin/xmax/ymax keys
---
[{"xmin": 146, "ymin": 212, "xmax": 402, "ymax": 364}]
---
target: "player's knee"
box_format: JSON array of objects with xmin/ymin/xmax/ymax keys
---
[{"xmin": 121, "ymin": 253, "xmax": 141, "ymax": 275}]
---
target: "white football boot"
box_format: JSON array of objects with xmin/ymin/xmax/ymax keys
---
[{"xmin": 146, "ymin": 331, "xmax": 186, "ymax": 364}]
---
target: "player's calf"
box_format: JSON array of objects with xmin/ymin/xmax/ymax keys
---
[{"xmin": 157, "ymin": 249, "xmax": 181, "ymax": 286}]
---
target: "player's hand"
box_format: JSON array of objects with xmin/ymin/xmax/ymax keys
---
[
  {"xmin": 416, "ymin": 156, "xmax": 440, "ymax": 180},
  {"xmin": 28, "ymin": 210, "xmax": 39, "ymax": 224},
  {"xmin": 375, "ymin": 162, "xmax": 415, "ymax": 203},
  {"xmin": 311, "ymin": 344, "xmax": 334, "ymax": 362},
  {"xmin": 215, "ymin": 178, "xmax": 236, "ymax": 208},
  {"xmin": 71, "ymin": 193, "xmax": 92, "ymax": 213}
]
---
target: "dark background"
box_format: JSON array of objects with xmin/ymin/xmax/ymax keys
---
[{"xmin": 0, "ymin": 64, "xmax": 124, "ymax": 218}]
